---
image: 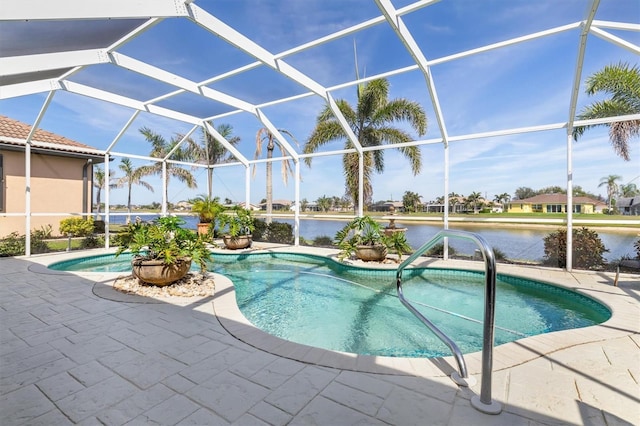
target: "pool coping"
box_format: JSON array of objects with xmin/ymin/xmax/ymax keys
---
[{"xmin": 31, "ymin": 246, "xmax": 640, "ymax": 380}]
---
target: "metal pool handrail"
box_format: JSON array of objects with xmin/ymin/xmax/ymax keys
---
[{"xmin": 395, "ymin": 229, "xmax": 502, "ymax": 414}]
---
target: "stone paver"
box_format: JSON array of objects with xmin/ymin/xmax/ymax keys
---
[{"xmin": 1, "ymin": 250, "xmax": 638, "ymax": 425}]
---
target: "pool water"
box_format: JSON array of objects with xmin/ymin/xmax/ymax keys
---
[{"xmin": 50, "ymin": 252, "xmax": 611, "ymax": 357}]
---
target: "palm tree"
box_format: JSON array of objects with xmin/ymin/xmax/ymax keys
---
[
  {"xmin": 466, "ymin": 191, "xmax": 483, "ymax": 214},
  {"xmin": 494, "ymin": 192, "xmax": 511, "ymax": 212},
  {"xmin": 138, "ymin": 127, "xmax": 197, "ymax": 208},
  {"xmin": 448, "ymin": 192, "xmax": 461, "ymax": 213},
  {"xmin": 598, "ymin": 174, "xmax": 622, "ymax": 214},
  {"xmin": 304, "ymin": 78, "xmax": 426, "ymax": 210},
  {"xmin": 573, "ymin": 62, "xmax": 640, "ymax": 161},
  {"xmin": 114, "ymin": 158, "xmax": 154, "ymax": 223},
  {"xmin": 316, "ymin": 195, "xmax": 332, "ymax": 212},
  {"xmin": 193, "ymin": 123, "xmax": 241, "ymax": 198},
  {"xmin": 253, "ymin": 128, "xmax": 297, "ymax": 224},
  {"xmin": 92, "ymin": 166, "xmax": 115, "ymax": 219},
  {"xmin": 620, "ymin": 183, "xmax": 640, "ymax": 197},
  {"xmin": 402, "ymin": 190, "xmax": 422, "ymax": 213}
]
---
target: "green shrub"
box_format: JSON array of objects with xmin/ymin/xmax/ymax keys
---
[
  {"xmin": 59, "ymin": 217, "xmax": 94, "ymax": 237},
  {"xmin": 93, "ymin": 220, "xmax": 106, "ymax": 233},
  {"xmin": 252, "ymin": 218, "xmax": 267, "ymax": 241},
  {"xmin": 81, "ymin": 235, "xmax": 104, "ymax": 249},
  {"xmin": 0, "ymin": 232, "xmax": 25, "ymax": 256},
  {"xmin": 492, "ymin": 247, "xmax": 507, "ymax": 261},
  {"xmin": 0, "ymin": 225, "xmax": 52, "ymax": 256},
  {"xmin": 425, "ymin": 243, "xmax": 456, "ymax": 257},
  {"xmin": 32, "ymin": 225, "xmax": 52, "ymax": 254},
  {"xmin": 313, "ymin": 235, "xmax": 334, "ymax": 247},
  {"xmin": 543, "ymin": 227, "xmax": 608, "ymax": 270},
  {"xmin": 250, "ymin": 219, "xmax": 294, "ymax": 244},
  {"xmin": 266, "ymin": 221, "xmax": 294, "ymax": 244},
  {"xmin": 299, "ymin": 236, "xmax": 312, "ymax": 246}
]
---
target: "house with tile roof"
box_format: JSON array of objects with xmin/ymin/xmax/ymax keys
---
[
  {"xmin": 616, "ymin": 197, "xmax": 640, "ymax": 216},
  {"xmin": 0, "ymin": 115, "xmax": 105, "ymax": 237},
  {"xmin": 508, "ymin": 193, "xmax": 605, "ymax": 214},
  {"xmin": 259, "ymin": 199, "xmax": 291, "ymax": 211}
]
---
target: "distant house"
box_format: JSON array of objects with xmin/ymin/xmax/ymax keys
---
[
  {"xmin": 236, "ymin": 202, "xmax": 261, "ymax": 211},
  {"xmin": 369, "ymin": 201, "xmax": 404, "ymax": 213},
  {"xmin": 259, "ymin": 199, "xmax": 291, "ymax": 211},
  {"xmin": 291, "ymin": 201, "xmax": 319, "ymax": 212},
  {"xmin": 508, "ymin": 193, "xmax": 605, "ymax": 214},
  {"xmin": 0, "ymin": 115, "xmax": 104, "ymax": 237},
  {"xmin": 617, "ymin": 197, "xmax": 640, "ymax": 216},
  {"xmin": 174, "ymin": 201, "xmax": 192, "ymax": 211}
]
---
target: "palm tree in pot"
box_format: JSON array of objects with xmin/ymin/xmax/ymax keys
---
[
  {"xmin": 190, "ymin": 195, "xmax": 223, "ymax": 237},
  {"xmin": 114, "ymin": 216, "xmax": 211, "ymax": 286},
  {"xmin": 217, "ymin": 206, "xmax": 256, "ymax": 250},
  {"xmin": 335, "ymin": 216, "xmax": 411, "ymax": 262}
]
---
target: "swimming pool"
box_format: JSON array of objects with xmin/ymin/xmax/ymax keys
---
[{"xmin": 50, "ymin": 252, "xmax": 611, "ymax": 357}]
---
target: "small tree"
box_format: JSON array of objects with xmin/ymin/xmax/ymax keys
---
[
  {"xmin": 543, "ymin": 227, "xmax": 608, "ymax": 270},
  {"xmin": 59, "ymin": 217, "xmax": 94, "ymax": 237},
  {"xmin": 402, "ymin": 191, "xmax": 421, "ymax": 213}
]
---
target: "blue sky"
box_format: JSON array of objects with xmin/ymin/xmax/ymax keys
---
[{"xmin": 1, "ymin": 0, "xmax": 638, "ymax": 206}]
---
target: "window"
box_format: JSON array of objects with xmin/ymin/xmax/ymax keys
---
[
  {"xmin": 532, "ymin": 204, "xmax": 543, "ymax": 212},
  {"xmin": 546, "ymin": 204, "xmax": 564, "ymax": 213},
  {"xmin": 0, "ymin": 154, "xmax": 3, "ymax": 211},
  {"xmin": 574, "ymin": 204, "xmax": 581, "ymax": 213}
]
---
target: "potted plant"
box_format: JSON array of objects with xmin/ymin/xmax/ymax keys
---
[
  {"xmin": 217, "ymin": 206, "xmax": 255, "ymax": 250},
  {"xmin": 335, "ymin": 216, "xmax": 411, "ymax": 262},
  {"xmin": 190, "ymin": 195, "xmax": 223, "ymax": 236},
  {"xmin": 114, "ymin": 216, "xmax": 211, "ymax": 286}
]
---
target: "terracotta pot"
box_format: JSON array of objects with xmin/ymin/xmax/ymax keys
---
[
  {"xmin": 197, "ymin": 222, "xmax": 210, "ymax": 236},
  {"xmin": 222, "ymin": 235, "xmax": 252, "ymax": 250},
  {"xmin": 356, "ymin": 244, "xmax": 388, "ymax": 261},
  {"xmin": 131, "ymin": 257, "xmax": 191, "ymax": 286}
]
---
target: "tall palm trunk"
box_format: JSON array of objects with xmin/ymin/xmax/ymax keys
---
[
  {"xmin": 127, "ymin": 183, "xmax": 132, "ymax": 224},
  {"xmin": 266, "ymin": 139, "xmax": 274, "ymax": 224},
  {"xmin": 207, "ymin": 169, "xmax": 213, "ymax": 199},
  {"xmin": 96, "ymin": 188, "xmax": 102, "ymax": 217},
  {"xmin": 206, "ymin": 145, "xmax": 213, "ymax": 199}
]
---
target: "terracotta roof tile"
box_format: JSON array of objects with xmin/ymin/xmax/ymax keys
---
[{"xmin": 0, "ymin": 115, "xmax": 96, "ymax": 150}]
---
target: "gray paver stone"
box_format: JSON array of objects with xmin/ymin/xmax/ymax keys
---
[
  {"xmin": 176, "ymin": 408, "xmax": 231, "ymax": 425},
  {"xmin": 36, "ymin": 371, "xmax": 84, "ymax": 402},
  {"xmin": 0, "ymin": 385, "xmax": 55, "ymax": 425},
  {"xmin": 185, "ymin": 371, "xmax": 270, "ymax": 422},
  {"xmin": 56, "ymin": 375, "xmax": 139, "ymax": 423},
  {"xmin": 290, "ymin": 395, "xmax": 386, "ymax": 426},
  {"xmin": 264, "ymin": 365, "xmax": 338, "ymax": 415}
]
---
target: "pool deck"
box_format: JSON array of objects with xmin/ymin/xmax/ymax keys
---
[{"xmin": 1, "ymin": 245, "xmax": 638, "ymax": 425}]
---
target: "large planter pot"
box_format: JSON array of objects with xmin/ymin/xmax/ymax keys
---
[
  {"xmin": 222, "ymin": 235, "xmax": 252, "ymax": 250},
  {"xmin": 131, "ymin": 257, "xmax": 191, "ymax": 286},
  {"xmin": 197, "ymin": 222, "xmax": 210, "ymax": 236},
  {"xmin": 356, "ymin": 244, "xmax": 388, "ymax": 262}
]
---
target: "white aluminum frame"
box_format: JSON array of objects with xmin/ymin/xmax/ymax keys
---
[{"xmin": 0, "ymin": 0, "xmax": 638, "ymax": 269}]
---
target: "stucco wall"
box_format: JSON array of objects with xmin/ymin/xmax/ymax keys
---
[{"xmin": 0, "ymin": 150, "xmax": 93, "ymax": 237}]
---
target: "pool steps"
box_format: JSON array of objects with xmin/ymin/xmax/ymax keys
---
[{"xmin": 396, "ymin": 229, "xmax": 502, "ymax": 415}]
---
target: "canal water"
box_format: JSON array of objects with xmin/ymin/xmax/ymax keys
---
[{"xmin": 107, "ymin": 214, "xmax": 637, "ymax": 263}]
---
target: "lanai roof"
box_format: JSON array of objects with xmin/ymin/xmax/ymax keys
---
[{"xmin": 0, "ymin": 0, "xmax": 637, "ymax": 212}]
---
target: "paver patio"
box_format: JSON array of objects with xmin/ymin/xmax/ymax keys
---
[{"xmin": 1, "ymin": 247, "xmax": 638, "ymax": 425}]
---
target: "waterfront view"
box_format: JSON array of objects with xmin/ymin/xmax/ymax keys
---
[{"xmin": 107, "ymin": 214, "xmax": 637, "ymax": 263}]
